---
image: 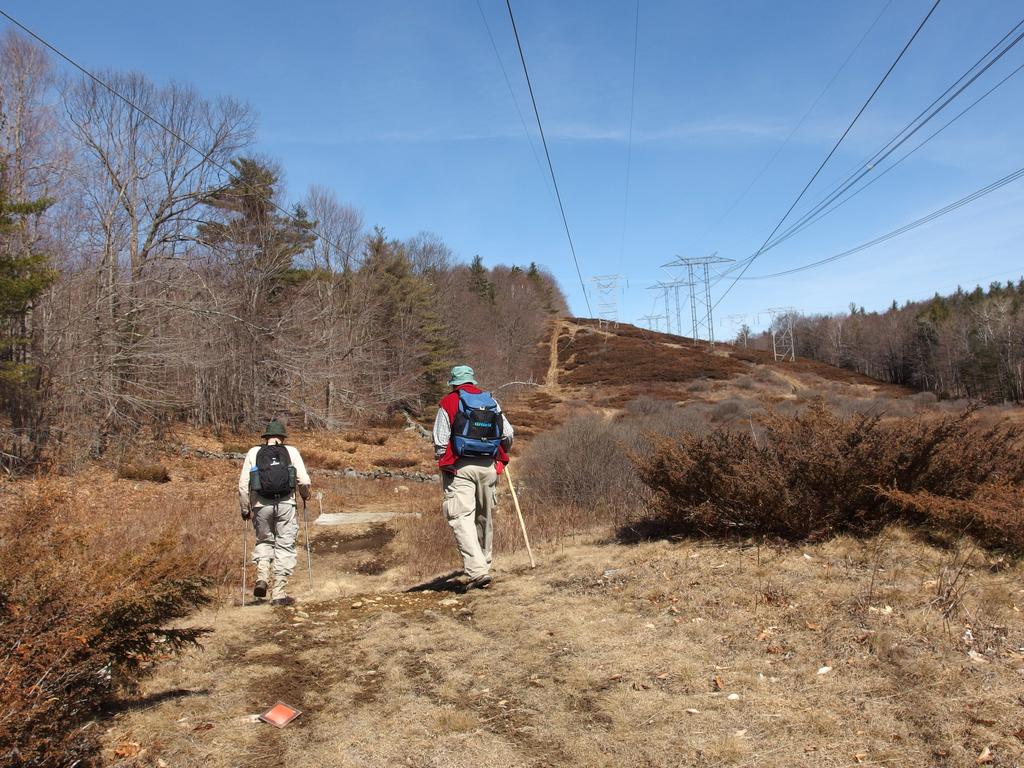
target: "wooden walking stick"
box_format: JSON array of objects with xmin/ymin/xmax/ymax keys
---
[
  {"xmin": 302, "ymin": 496, "xmax": 314, "ymax": 591},
  {"xmin": 503, "ymin": 466, "xmax": 535, "ymax": 568}
]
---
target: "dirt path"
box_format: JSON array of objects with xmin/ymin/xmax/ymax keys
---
[
  {"xmin": 545, "ymin": 318, "xmax": 584, "ymax": 393},
  {"xmin": 545, "ymin": 319, "xmax": 562, "ymax": 388},
  {"xmin": 103, "ymin": 523, "xmax": 1024, "ymax": 768}
]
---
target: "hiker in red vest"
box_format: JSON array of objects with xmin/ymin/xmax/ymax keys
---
[{"xmin": 432, "ymin": 365, "xmax": 514, "ymax": 590}]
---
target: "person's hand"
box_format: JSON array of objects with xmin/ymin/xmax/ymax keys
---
[
  {"xmin": 299, "ymin": 484, "xmax": 311, "ymax": 501},
  {"xmin": 240, "ymin": 506, "xmax": 251, "ymax": 520}
]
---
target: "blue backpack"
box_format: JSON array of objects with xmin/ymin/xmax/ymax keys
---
[{"xmin": 451, "ymin": 390, "xmax": 504, "ymax": 458}]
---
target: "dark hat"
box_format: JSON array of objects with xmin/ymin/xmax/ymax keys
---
[{"xmin": 261, "ymin": 420, "xmax": 287, "ymax": 439}]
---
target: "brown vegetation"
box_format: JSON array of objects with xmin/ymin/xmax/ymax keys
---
[
  {"xmin": 374, "ymin": 457, "xmax": 419, "ymax": 469},
  {"xmin": 636, "ymin": 401, "xmax": 1024, "ymax": 550},
  {"xmin": 301, "ymin": 447, "xmax": 349, "ymax": 470},
  {"xmin": 117, "ymin": 462, "xmax": 172, "ymax": 483},
  {"xmin": 343, "ymin": 432, "xmax": 388, "ymax": 446},
  {"xmin": 0, "ymin": 485, "xmax": 212, "ymax": 766},
  {"xmin": 559, "ymin": 322, "xmax": 745, "ymax": 386}
]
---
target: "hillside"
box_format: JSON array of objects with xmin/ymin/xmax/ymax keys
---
[{"xmin": 6, "ymin": 319, "xmax": 1024, "ymax": 768}]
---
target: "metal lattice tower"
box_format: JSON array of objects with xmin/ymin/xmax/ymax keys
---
[
  {"xmin": 639, "ymin": 313, "xmax": 666, "ymax": 332},
  {"xmin": 763, "ymin": 307, "xmax": 797, "ymax": 362},
  {"xmin": 662, "ymin": 278, "xmax": 691, "ymax": 339},
  {"xmin": 646, "ymin": 282, "xmax": 673, "ymax": 335},
  {"xmin": 662, "ymin": 254, "xmax": 734, "ymax": 347},
  {"xmin": 590, "ymin": 275, "xmax": 626, "ymax": 327}
]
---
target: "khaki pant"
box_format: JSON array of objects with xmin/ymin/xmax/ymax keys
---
[
  {"xmin": 252, "ymin": 499, "xmax": 298, "ymax": 599},
  {"xmin": 442, "ymin": 458, "xmax": 497, "ymax": 580}
]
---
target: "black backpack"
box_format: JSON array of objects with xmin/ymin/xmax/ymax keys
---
[{"xmin": 252, "ymin": 444, "xmax": 295, "ymax": 499}]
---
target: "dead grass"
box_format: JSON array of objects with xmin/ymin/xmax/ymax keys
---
[
  {"xmin": 117, "ymin": 462, "xmax": 172, "ymax": 483},
  {"xmin": 302, "ymin": 446, "xmax": 349, "ymax": 470},
  {"xmin": 374, "ymin": 456, "xmax": 419, "ymax": 469},
  {"xmin": 344, "ymin": 431, "xmax": 388, "ymax": 446},
  {"xmin": 99, "ymin": 528, "xmax": 1024, "ymax": 768}
]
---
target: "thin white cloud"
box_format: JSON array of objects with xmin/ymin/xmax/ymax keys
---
[{"xmin": 263, "ymin": 116, "xmax": 793, "ymax": 147}]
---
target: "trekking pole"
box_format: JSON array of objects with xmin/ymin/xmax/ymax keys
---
[
  {"xmin": 241, "ymin": 515, "xmax": 248, "ymax": 607},
  {"xmin": 503, "ymin": 467, "xmax": 535, "ymax": 568},
  {"xmin": 302, "ymin": 495, "xmax": 314, "ymax": 591}
]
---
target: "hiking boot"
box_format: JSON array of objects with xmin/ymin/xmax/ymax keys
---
[
  {"xmin": 270, "ymin": 596, "xmax": 296, "ymax": 607},
  {"xmin": 253, "ymin": 580, "xmax": 268, "ymax": 599},
  {"xmin": 465, "ymin": 574, "xmax": 493, "ymax": 591}
]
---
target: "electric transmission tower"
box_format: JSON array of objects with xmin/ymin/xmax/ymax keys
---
[
  {"xmin": 762, "ymin": 307, "xmax": 797, "ymax": 361},
  {"xmin": 662, "ymin": 253, "xmax": 734, "ymax": 347},
  {"xmin": 647, "ymin": 279, "xmax": 690, "ymax": 337},
  {"xmin": 646, "ymin": 282, "xmax": 673, "ymax": 334},
  {"xmin": 589, "ymin": 275, "xmax": 626, "ymax": 327},
  {"xmin": 639, "ymin": 313, "xmax": 666, "ymax": 332}
]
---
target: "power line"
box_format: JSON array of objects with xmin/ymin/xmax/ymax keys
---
[
  {"xmin": 695, "ymin": 0, "xmax": 894, "ymax": 248},
  {"xmin": 759, "ymin": 15, "xmax": 1024, "ymax": 256},
  {"xmin": 617, "ymin": 0, "xmax": 641, "ymax": 270},
  {"xmin": 708, "ymin": 11, "xmax": 1024, "ymax": 288},
  {"xmin": 505, "ymin": 0, "xmax": 592, "ymax": 315},
  {"xmin": 739, "ymin": 162, "xmax": 1024, "ymax": 280},
  {"xmin": 474, "ymin": 0, "xmax": 556, "ymax": 208},
  {"xmin": 0, "ymin": 9, "xmax": 354, "ymax": 259},
  {"xmin": 713, "ymin": 0, "xmax": 943, "ymax": 310},
  {"xmin": 755, "ymin": 58, "xmax": 1024, "ymax": 258}
]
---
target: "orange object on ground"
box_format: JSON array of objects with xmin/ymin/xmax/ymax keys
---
[{"xmin": 258, "ymin": 702, "xmax": 302, "ymax": 728}]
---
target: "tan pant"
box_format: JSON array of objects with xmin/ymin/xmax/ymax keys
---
[
  {"xmin": 442, "ymin": 458, "xmax": 497, "ymax": 580},
  {"xmin": 252, "ymin": 499, "xmax": 298, "ymax": 599}
]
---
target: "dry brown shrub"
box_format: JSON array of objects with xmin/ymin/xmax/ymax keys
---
[
  {"xmin": 624, "ymin": 396, "xmax": 677, "ymax": 416},
  {"xmin": 343, "ymin": 431, "xmax": 387, "ymax": 446},
  {"xmin": 117, "ymin": 462, "xmax": 171, "ymax": 483},
  {"xmin": 709, "ymin": 397, "xmax": 755, "ymax": 424},
  {"xmin": 877, "ymin": 485, "xmax": 1024, "ymax": 552},
  {"xmin": 375, "ymin": 457, "xmax": 418, "ymax": 469},
  {"xmin": 518, "ymin": 413, "xmax": 649, "ymax": 532},
  {"xmin": 302, "ymin": 447, "xmax": 347, "ymax": 470},
  {"xmin": 0, "ymin": 484, "xmax": 212, "ymax": 766},
  {"xmin": 634, "ymin": 400, "xmax": 1024, "ymax": 547}
]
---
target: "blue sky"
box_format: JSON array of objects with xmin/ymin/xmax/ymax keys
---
[{"xmin": 7, "ymin": 0, "xmax": 1024, "ymax": 335}]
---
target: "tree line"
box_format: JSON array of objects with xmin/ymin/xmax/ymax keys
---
[
  {"xmin": 749, "ymin": 279, "xmax": 1024, "ymax": 403},
  {"xmin": 0, "ymin": 30, "xmax": 564, "ymax": 467}
]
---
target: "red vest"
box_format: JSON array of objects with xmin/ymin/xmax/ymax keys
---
[{"xmin": 437, "ymin": 384, "xmax": 509, "ymax": 474}]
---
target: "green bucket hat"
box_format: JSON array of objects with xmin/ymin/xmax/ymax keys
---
[
  {"xmin": 447, "ymin": 365, "xmax": 477, "ymax": 387},
  {"xmin": 261, "ymin": 420, "xmax": 287, "ymax": 439}
]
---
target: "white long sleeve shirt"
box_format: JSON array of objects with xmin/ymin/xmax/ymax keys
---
[{"xmin": 238, "ymin": 444, "xmax": 311, "ymax": 508}]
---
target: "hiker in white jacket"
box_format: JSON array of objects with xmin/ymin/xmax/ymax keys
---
[{"xmin": 238, "ymin": 420, "xmax": 311, "ymax": 606}]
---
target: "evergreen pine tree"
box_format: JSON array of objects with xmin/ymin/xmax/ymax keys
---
[
  {"xmin": 469, "ymin": 255, "xmax": 495, "ymax": 304},
  {"xmin": 0, "ymin": 171, "xmax": 57, "ymax": 426}
]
